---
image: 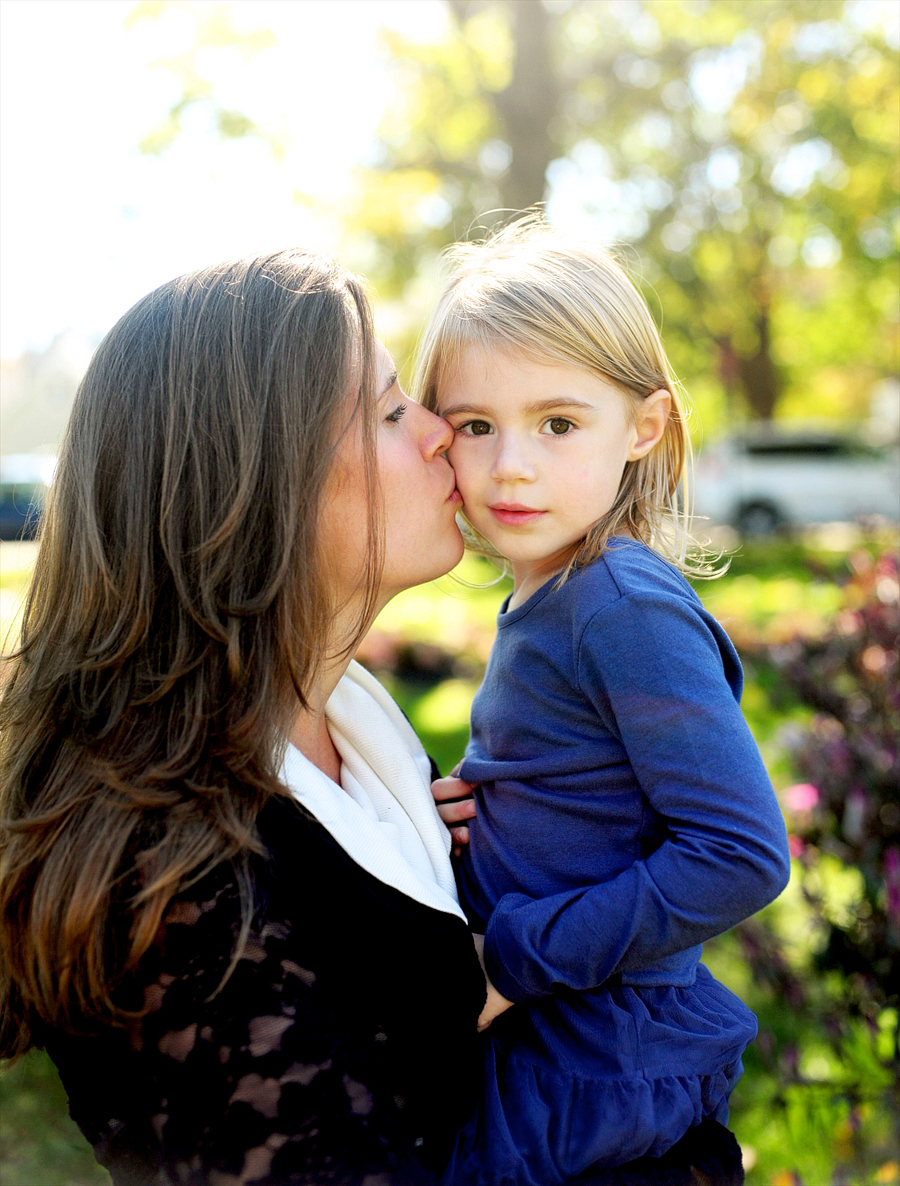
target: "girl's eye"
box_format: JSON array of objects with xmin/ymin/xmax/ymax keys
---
[
  {"xmin": 385, "ymin": 402, "xmax": 407, "ymax": 423},
  {"xmin": 543, "ymin": 417, "xmax": 574, "ymax": 435},
  {"xmin": 458, "ymin": 420, "xmax": 493, "ymax": 436}
]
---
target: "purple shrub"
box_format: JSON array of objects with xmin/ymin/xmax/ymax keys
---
[{"xmin": 769, "ymin": 550, "xmax": 899, "ymax": 1003}]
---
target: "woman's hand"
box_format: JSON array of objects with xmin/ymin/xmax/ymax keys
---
[
  {"xmin": 471, "ymin": 933, "xmax": 514, "ymax": 1032},
  {"xmin": 431, "ymin": 770, "xmax": 477, "ymax": 857}
]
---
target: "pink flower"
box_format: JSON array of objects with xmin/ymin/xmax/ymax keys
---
[
  {"xmin": 788, "ymin": 834, "xmax": 804, "ymax": 859},
  {"xmin": 785, "ymin": 783, "xmax": 820, "ymax": 812}
]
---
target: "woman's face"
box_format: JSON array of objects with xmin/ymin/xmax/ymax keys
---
[{"xmin": 323, "ymin": 341, "xmax": 464, "ymax": 610}]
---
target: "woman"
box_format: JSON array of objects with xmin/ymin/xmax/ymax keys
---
[{"xmin": 0, "ymin": 249, "xmax": 486, "ymax": 1184}]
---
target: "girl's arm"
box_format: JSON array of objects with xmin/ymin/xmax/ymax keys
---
[{"xmin": 483, "ymin": 590, "xmax": 791, "ymax": 1004}]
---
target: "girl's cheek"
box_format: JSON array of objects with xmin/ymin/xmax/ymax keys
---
[
  {"xmin": 446, "ymin": 437, "xmax": 464, "ymax": 469},
  {"xmin": 446, "ymin": 440, "xmax": 476, "ymax": 499}
]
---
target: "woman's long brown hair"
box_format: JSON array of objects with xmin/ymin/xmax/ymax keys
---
[{"xmin": 0, "ymin": 249, "xmax": 380, "ymax": 1057}]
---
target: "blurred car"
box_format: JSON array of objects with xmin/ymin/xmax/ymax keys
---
[
  {"xmin": 0, "ymin": 454, "xmax": 56, "ymax": 541},
  {"xmin": 692, "ymin": 428, "xmax": 900, "ymax": 534}
]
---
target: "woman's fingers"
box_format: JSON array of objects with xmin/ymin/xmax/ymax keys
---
[
  {"xmin": 431, "ymin": 775, "xmax": 476, "ymax": 802},
  {"xmin": 438, "ymin": 798, "xmax": 477, "ymax": 825},
  {"xmin": 432, "ymin": 776, "xmax": 477, "ymax": 852},
  {"xmin": 450, "ymin": 825, "xmax": 470, "ymax": 856},
  {"xmin": 431, "ymin": 776, "xmax": 478, "ymax": 830},
  {"xmin": 470, "ymin": 936, "xmax": 515, "ymax": 1029}
]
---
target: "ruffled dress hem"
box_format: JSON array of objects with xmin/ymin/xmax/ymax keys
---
[{"xmin": 440, "ymin": 966, "xmax": 756, "ymax": 1186}]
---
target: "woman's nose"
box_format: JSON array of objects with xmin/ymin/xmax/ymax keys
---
[{"xmin": 417, "ymin": 404, "xmax": 455, "ymax": 458}]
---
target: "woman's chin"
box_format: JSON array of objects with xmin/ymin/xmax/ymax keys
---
[
  {"xmin": 448, "ymin": 530, "xmax": 466, "ymax": 571},
  {"xmin": 386, "ymin": 534, "xmax": 466, "ymax": 600}
]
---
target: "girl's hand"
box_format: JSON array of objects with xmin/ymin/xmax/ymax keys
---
[
  {"xmin": 471, "ymin": 933, "xmax": 515, "ymax": 1032},
  {"xmin": 431, "ymin": 771, "xmax": 478, "ymax": 856}
]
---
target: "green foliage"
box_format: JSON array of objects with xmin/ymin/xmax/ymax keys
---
[
  {"xmin": 703, "ymin": 925, "xmax": 898, "ymax": 1184},
  {"xmin": 348, "ymin": 0, "xmax": 899, "ymax": 427},
  {"xmin": 713, "ymin": 542, "xmax": 900, "ymax": 1183},
  {"xmin": 0, "ymin": 1050, "xmax": 109, "ymax": 1186},
  {"xmin": 127, "ymin": 1, "xmax": 276, "ymax": 156},
  {"xmin": 129, "ymin": 0, "xmax": 898, "ymax": 428}
]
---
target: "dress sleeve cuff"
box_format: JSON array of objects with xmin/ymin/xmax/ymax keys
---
[{"xmin": 483, "ymin": 893, "xmax": 548, "ymax": 1003}]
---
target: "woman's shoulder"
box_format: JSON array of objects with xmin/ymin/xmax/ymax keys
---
[
  {"xmin": 132, "ymin": 792, "xmax": 486, "ymax": 1095},
  {"xmin": 256, "ymin": 794, "xmax": 482, "ymax": 990},
  {"xmin": 163, "ymin": 792, "xmax": 475, "ymax": 960}
]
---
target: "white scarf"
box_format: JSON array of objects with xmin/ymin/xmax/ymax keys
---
[{"xmin": 278, "ymin": 660, "xmax": 467, "ymax": 921}]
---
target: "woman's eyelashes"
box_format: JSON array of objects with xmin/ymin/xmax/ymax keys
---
[{"xmin": 385, "ymin": 401, "xmax": 407, "ymax": 423}]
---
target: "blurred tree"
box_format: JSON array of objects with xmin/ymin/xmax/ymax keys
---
[
  {"xmin": 126, "ymin": 1, "xmax": 276, "ymax": 153},
  {"xmin": 133, "ymin": 0, "xmax": 899, "ymax": 425},
  {"xmin": 352, "ymin": 0, "xmax": 899, "ymax": 422}
]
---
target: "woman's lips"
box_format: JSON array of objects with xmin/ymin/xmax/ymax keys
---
[
  {"xmin": 489, "ymin": 504, "xmax": 545, "ymax": 526},
  {"xmin": 447, "ymin": 486, "xmax": 463, "ymax": 505}
]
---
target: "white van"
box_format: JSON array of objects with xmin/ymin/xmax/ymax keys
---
[{"xmin": 692, "ymin": 429, "xmax": 899, "ymax": 534}]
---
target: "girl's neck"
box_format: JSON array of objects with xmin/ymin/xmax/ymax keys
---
[
  {"xmin": 508, "ymin": 531, "xmax": 636, "ymax": 611},
  {"xmin": 508, "ymin": 570, "xmax": 559, "ymax": 611},
  {"xmin": 508, "ymin": 550, "xmax": 570, "ymax": 610}
]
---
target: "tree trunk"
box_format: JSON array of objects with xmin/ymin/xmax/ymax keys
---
[
  {"xmin": 490, "ymin": 1, "xmax": 561, "ymax": 211},
  {"xmin": 735, "ymin": 311, "xmax": 781, "ymax": 421}
]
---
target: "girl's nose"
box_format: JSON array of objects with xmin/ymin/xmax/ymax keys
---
[
  {"xmin": 491, "ymin": 434, "xmax": 536, "ymax": 483},
  {"xmin": 416, "ymin": 403, "xmax": 455, "ymax": 459}
]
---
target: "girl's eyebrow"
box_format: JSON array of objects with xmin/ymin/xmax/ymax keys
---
[
  {"xmin": 441, "ymin": 397, "xmax": 597, "ymax": 417},
  {"xmin": 523, "ymin": 397, "xmax": 597, "ymax": 414}
]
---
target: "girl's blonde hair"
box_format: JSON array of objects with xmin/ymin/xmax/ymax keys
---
[{"xmin": 414, "ymin": 214, "xmax": 713, "ymax": 580}]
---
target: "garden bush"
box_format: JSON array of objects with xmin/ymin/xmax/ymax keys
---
[{"xmin": 732, "ymin": 546, "xmax": 900, "ymax": 1182}]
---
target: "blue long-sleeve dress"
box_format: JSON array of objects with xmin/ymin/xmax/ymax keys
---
[{"xmin": 444, "ymin": 539, "xmax": 791, "ymax": 1185}]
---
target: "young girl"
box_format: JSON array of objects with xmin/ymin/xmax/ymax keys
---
[{"xmin": 417, "ymin": 220, "xmax": 791, "ymax": 1184}]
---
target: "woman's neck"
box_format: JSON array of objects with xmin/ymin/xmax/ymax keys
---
[
  {"xmin": 289, "ymin": 709, "xmax": 342, "ymax": 784},
  {"xmin": 287, "ymin": 647, "xmax": 354, "ymax": 785},
  {"xmin": 288, "ymin": 588, "xmax": 391, "ymax": 784}
]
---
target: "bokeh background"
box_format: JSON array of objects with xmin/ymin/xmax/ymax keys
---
[{"xmin": 1, "ymin": 1, "xmax": 898, "ymax": 1183}]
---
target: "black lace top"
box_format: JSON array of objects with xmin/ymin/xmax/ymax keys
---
[{"xmin": 46, "ymin": 795, "xmax": 487, "ymax": 1185}]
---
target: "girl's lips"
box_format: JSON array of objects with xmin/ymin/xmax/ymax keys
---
[
  {"xmin": 447, "ymin": 487, "xmax": 463, "ymax": 505},
  {"xmin": 489, "ymin": 505, "xmax": 545, "ymax": 526}
]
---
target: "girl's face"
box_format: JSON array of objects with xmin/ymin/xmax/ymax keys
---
[
  {"xmin": 438, "ymin": 344, "xmax": 669, "ymax": 601},
  {"xmin": 324, "ymin": 342, "xmax": 464, "ymax": 611}
]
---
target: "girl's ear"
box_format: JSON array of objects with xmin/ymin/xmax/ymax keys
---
[{"xmin": 628, "ymin": 389, "xmax": 671, "ymax": 461}]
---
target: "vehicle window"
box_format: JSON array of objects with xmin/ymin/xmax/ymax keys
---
[
  {"xmin": 0, "ymin": 482, "xmax": 44, "ymax": 509},
  {"xmin": 744, "ymin": 441, "xmax": 852, "ymax": 458}
]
